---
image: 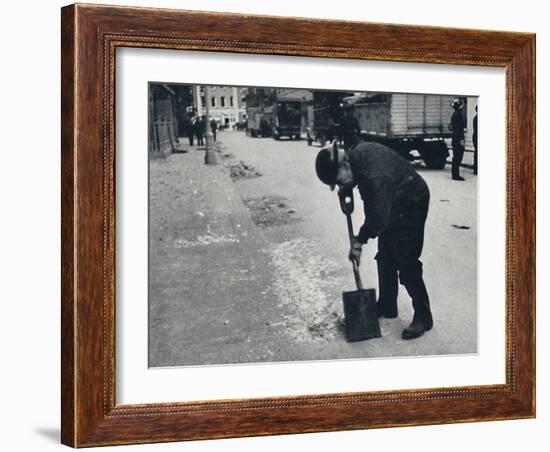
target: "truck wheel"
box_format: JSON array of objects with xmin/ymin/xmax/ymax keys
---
[{"xmin": 421, "ymin": 141, "xmax": 448, "ymax": 169}]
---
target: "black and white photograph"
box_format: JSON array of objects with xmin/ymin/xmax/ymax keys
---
[{"xmin": 148, "ymin": 83, "xmax": 479, "ymax": 368}]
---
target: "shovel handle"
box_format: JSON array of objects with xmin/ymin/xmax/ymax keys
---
[
  {"xmin": 339, "ymin": 190, "xmax": 354, "ymax": 215},
  {"xmin": 339, "ymin": 191, "xmax": 364, "ymax": 290},
  {"xmin": 345, "ymin": 211, "xmax": 364, "ymax": 291},
  {"xmin": 351, "ymin": 257, "xmax": 364, "ymax": 291}
]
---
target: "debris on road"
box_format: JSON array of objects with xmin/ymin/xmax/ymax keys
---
[
  {"xmin": 308, "ymin": 316, "xmax": 346, "ymax": 339},
  {"xmin": 270, "ymin": 238, "xmax": 345, "ymax": 342},
  {"xmin": 451, "ymin": 224, "xmax": 471, "ymax": 230},
  {"xmin": 174, "ymin": 232, "xmax": 240, "ymax": 248},
  {"xmin": 244, "ymin": 196, "xmax": 299, "ymax": 227},
  {"xmin": 227, "ymin": 160, "xmax": 262, "ymax": 181}
]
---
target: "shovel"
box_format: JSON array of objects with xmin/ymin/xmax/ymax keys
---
[{"xmin": 339, "ymin": 191, "xmax": 381, "ymax": 342}]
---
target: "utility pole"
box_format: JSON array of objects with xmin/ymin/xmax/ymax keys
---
[
  {"xmin": 193, "ymin": 85, "xmax": 203, "ymax": 115},
  {"xmin": 204, "ymin": 85, "xmax": 218, "ymax": 165}
]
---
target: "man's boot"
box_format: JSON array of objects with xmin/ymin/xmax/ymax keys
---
[
  {"xmin": 376, "ymin": 260, "xmax": 398, "ymax": 318},
  {"xmin": 402, "ymin": 278, "xmax": 433, "ymax": 340}
]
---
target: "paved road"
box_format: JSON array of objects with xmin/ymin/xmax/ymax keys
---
[{"xmin": 149, "ymin": 130, "xmax": 477, "ymax": 367}]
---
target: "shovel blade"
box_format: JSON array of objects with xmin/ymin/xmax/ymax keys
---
[{"xmin": 342, "ymin": 288, "xmax": 381, "ymax": 342}]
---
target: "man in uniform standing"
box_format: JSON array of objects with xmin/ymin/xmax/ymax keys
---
[
  {"xmin": 450, "ymin": 99, "xmax": 466, "ymax": 181},
  {"xmin": 315, "ymin": 141, "xmax": 433, "ymax": 339},
  {"xmin": 339, "ymin": 106, "xmax": 361, "ymax": 151}
]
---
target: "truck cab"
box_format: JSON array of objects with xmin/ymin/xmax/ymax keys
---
[{"xmin": 272, "ymin": 100, "xmax": 302, "ymax": 140}]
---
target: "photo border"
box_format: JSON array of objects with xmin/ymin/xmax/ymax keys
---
[
  {"xmin": 61, "ymin": 3, "xmax": 535, "ymax": 447},
  {"xmin": 118, "ymin": 51, "xmax": 504, "ymax": 403}
]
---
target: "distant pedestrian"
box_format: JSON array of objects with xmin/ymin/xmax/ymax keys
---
[
  {"xmin": 210, "ymin": 119, "xmax": 218, "ymax": 142},
  {"xmin": 260, "ymin": 117, "xmax": 270, "ymax": 137},
  {"xmin": 449, "ymin": 99, "xmax": 465, "ymax": 181},
  {"xmin": 185, "ymin": 117, "xmax": 195, "ymax": 146},
  {"xmin": 472, "ymin": 106, "xmax": 478, "ymax": 175},
  {"xmin": 194, "ymin": 116, "xmax": 205, "ymax": 147}
]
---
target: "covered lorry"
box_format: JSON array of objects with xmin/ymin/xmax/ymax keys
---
[{"xmin": 344, "ymin": 93, "xmax": 456, "ymax": 169}]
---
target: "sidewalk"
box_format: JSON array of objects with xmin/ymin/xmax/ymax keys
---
[{"xmin": 148, "ymin": 147, "xmax": 282, "ymax": 366}]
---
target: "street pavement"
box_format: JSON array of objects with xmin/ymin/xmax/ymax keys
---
[{"xmin": 149, "ymin": 131, "xmax": 477, "ymax": 367}]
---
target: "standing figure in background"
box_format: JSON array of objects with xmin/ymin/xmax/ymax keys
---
[
  {"xmin": 450, "ymin": 98, "xmax": 465, "ymax": 181},
  {"xmin": 472, "ymin": 106, "xmax": 478, "ymax": 175},
  {"xmin": 260, "ymin": 117, "xmax": 270, "ymax": 137},
  {"xmin": 194, "ymin": 116, "xmax": 205, "ymax": 147},
  {"xmin": 210, "ymin": 119, "xmax": 218, "ymax": 142},
  {"xmin": 340, "ymin": 107, "xmax": 361, "ymax": 151},
  {"xmin": 185, "ymin": 116, "xmax": 195, "ymax": 146}
]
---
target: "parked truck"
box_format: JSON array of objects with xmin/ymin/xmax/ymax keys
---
[
  {"xmin": 245, "ymin": 89, "xmax": 307, "ymax": 140},
  {"xmin": 307, "ymin": 90, "xmax": 354, "ymax": 146},
  {"xmin": 246, "ymin": 105, "xmax": 273, "ymax": 137},
  {"xmin": 245, "ymin": 89, "xmax": 274, "ymax": 138},
  {"xmin": 344, "ymin": 93, "xmax": 456, "ymax": 169},
  {"xmin": 271, "ymin": 99, "xmax": 303, "ymax": 140}
]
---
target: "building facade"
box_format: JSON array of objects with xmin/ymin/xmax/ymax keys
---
[
  {"xmin": 148, "ymin": 83, "xmax": 179, "ymax": 155},
  {"xmin": 194, "ymin": 86, "xmax": 247, "ymax": 128}
]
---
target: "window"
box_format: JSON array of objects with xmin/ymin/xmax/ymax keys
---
[
  {"xmin": 211, "ymin": 96, "xmax": 216, "ymax": 107},
  {"xmin": 221, "ymin": 96, "xmax": 226, "ymax": 107},
  {"xmin": 230, "ymin": 96, "xmax": 234, "ymax": 107}
]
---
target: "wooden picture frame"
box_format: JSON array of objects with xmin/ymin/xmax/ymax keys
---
[{"xmin": 61, "ymin": 3, "xmax": 536, "ymax": 447}]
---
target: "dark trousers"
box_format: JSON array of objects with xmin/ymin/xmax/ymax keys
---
[
  {"xmin": 188, "ymin": 133, "xmax": 194, "ymax": 146},
  {"xmin": 473, "ymin": 140, "xmax": 478, "ymax": 175},
  {"xmin": 196, "ymin": 133, "xmax": 204, "ymax": 146},
  {"xmin": 451, "ymin": 140, "xmax": 464, "ymax": 178},
  {"xmin": 375, "ymin": 187, "xmax": 431, "ymax": 319}
]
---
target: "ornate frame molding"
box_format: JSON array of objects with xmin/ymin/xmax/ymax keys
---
[{"xmin": 61, "ymin": 4, "xmax": 535, "ymax": 447}]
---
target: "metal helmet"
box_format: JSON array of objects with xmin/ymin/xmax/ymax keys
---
[{"xmin": 315, "ymin": 143, "xmax": 340, "ymax": 190}]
